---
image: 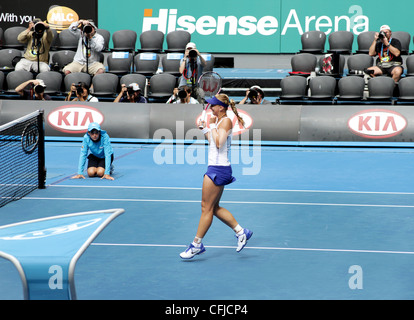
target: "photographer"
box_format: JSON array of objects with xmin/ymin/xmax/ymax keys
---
[
  {"xmin": 166, "ymin": 86, "xmax": 199, "ymax": 104},
  {"xmin": 367, "ymin": 25, "xmax": 403, "ymax": 83},
  {"xmin": 178, "ymin": 42, "xmax": 206, "ymax": 88},
  {"xmin": 65, "ymin": 82, "xmax": 98, "ymax": 102},
  {"xmin": 15, "ymin": 79, "xmax": 52, "ymax": 100},
  {"xmin": 114, "ymin": 83, "xmax": 148, "ymax": 103},
  {"xmin": 15, "ymin": 18, "xmax": 54, "ymax": 73},
  {"xmin": 63, "ymin": 19, "xmax": 105, "ymax": 76},
  {"xmin": 239, "ymin": 85, "xmax": 271, "ymax": 105}
]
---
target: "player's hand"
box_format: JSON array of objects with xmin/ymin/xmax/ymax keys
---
[
  {"xmin": 101, "ymin": 174, "xmax": 114, "ymax": 180},
  {"xmin": 71, "ymin": 174, "xmax": 85, "ymax": 179}
]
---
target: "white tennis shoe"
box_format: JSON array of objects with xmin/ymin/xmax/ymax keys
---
[
  {"xmin": 236, "ymin": 229, "xmax": 253, "ymax": 252},
  {"xmin": 180, "ymin": 243, "xmax": 206, "ymax": 259}
]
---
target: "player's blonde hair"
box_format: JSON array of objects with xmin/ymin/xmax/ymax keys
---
[{"xmin": 215, "ymin": 93, "xmax": 245, "ymax": 128}]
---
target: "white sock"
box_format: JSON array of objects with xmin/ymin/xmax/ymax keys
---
[
  {"xmin": 234, "ymin": 224, "xmax": 244, "ymax": 235},
  {"xmin": 193, "ymin": 236, "xmax": 202, "ymax": 247}
]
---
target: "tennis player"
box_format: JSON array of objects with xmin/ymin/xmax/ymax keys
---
[
  {"xmin": 180, "ymin": 94, "xmax": 253, "ymax": 259},
  {"xmin": 72, "ymin": 122, "xmax": 114, "ymax": 180}
]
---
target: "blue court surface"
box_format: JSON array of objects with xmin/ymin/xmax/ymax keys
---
[{"xmin": 1, "ymin": 139, "xmax": 414, "ymax": 301}]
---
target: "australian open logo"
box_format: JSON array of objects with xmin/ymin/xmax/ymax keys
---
[{"xmin": 21, "ymin": 123, "xmax": 39, "ymax": 154}]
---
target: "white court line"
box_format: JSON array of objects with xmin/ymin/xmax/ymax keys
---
[
  {"xmin": 22, "ymin": 197, "xmax": 414, "ymax": 208},
  {"xmin": 91, "ymin": 242, "xmax": 414, "ymax": 255},
  {"xmin": 49, "ymin": 185, "xmax": 414, "ymax": 195}
]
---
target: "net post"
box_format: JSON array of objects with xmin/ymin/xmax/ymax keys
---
[{"xmin": 37, "ymin": 110, "xmax": 46, "ymax": 189}]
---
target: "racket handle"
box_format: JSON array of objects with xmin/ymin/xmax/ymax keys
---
[{"xmin": 198, "ymin": 110, "xmax": 206, "ymax": 129}]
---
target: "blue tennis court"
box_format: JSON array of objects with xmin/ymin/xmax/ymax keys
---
[{"xmin": 1, "ymin": 140, "xmax": 414, "ymax": 300}]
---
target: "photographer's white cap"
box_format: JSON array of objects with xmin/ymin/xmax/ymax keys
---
[
  {"xmin": 186, "ymin": 42, "xmax": 196, "ymax": 50},
  {"xmin": 128, "ymin": 83, "xmax": 140, "ymax": 91},
  {"xmin": 36, "ymin": 79, "xmax": 46, "ymax": 88},
  {"xmin": 380, "ymin": 25, "xmax": 391, "ymax": 32}
]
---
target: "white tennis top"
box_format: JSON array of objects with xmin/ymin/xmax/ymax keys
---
[{"xmin": 208, "ymin": 117, "xmax": 232, "ymax": 166}]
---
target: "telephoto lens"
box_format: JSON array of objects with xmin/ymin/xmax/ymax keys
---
[{"xmin": 83, "ymin": 25, "xmax": 93, "ymax": 34}]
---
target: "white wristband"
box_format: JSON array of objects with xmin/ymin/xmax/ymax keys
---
[{"xmin": 202, "ymin": 127, "xmax": 210, "ymax": 135}]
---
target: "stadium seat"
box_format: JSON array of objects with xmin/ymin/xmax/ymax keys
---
[
  {"xmin": 36, "ymin": 71, "xmax": 63, "ymax": 95},
  {"xmin": 299, "ymin": 30, "xmax": 326, "ymax": 54},
  {"xmin": 97, "ymin": 28, "xmax": 111, "ymax": 52},
  {"xmin": 111, "ymin": 29, "xmax": 137, "ymax": 52},
  {"xmin": 63, "ymin": 72, "xmax": 91, "ymax": 92},
  {"xmin": 346, "ymin": 54, "xmax": 373, "ymax": 76},
  {"xmin": 367, "ymin": 76, "xmax": 395, "ymax": 101},
  {"xmin": 0, "ymin": 70, "xmax": 4, "ymax": 92},
  {"xmin": 57, "ymin": 28, "xmax": 79, "ymax": 51},
  {"xmin": 6, "ymin": 70, "xmax": 33, "ymax": 93},
  {"xmin": 51, "ymin": 50, "xmax": 76, "ymax": 72},
  {"xmin": 397, "ymin": 77, "xmax": 414, "ymax": 102},
  {"xmin": 148, "ymin": 73, "xmax": 177, "ymax": 100},
  {"xmin": 91, "ymin": 72, "xmax": 119, "ymax": 96},
  {"xmin": 3, "ymin": 26, "xmax": 26, "ymax": 50},
  {"xmin": 280, "ymin": 75, "xmax": 307, "ymax": 100},
  {"xmin": 133, "ymin": 53, "xmax": 160, "ymax": 76},
  {"xmin": 405, "ymin": 55, "xmax": 414, "ymax": 76},
  {"xmin": 392, "ymin": 31, "xmax": 410, "ymax": 55},
  {"xmin": 138, "ymin": 30, "xmax": 164, "ymax": 53},
  {"xmin": 337, "ymin": 76, "xmax": 365, "ymax": 100},
  {"xmin": 328, "ymin": 31, "xmax": 354, "ymax": 54},
  {"xmin": 107, "ymin": 53, "xmax": 133, "ymax": 75},
  {"xmin": 120, "ymin": 73, "xmax": 147, "ymax": 93},
  {"xmin": 290, "ymin": 53, "xmax": 317, "ymax": 76},
  {"xmin": 0, "ymin": 48, "xmax": 22, "ymax": 72},
  {"xmin": 317, "ymin": 54, "xmax": 345, "ymax": 77},
  {"xmin": 356, "ymin": 31, "xmax": 376, "ymax": 54},
  {"xmin": 202, "ymin": 54, "xmax": 215, "ymax": 72},
  {"xmin": 165, "ymin": 30, "xmax": 191, "ymax": 53},
  {"xmin": 308, "ymin": 76, "xmax": 337, "ymax": 100},
  {"xmin": 49, "ymin": 28, "xmax": 59, "ymax": 51},
  {"xmin": 0, "ymin": 27, "xmax": 3, "ymax": 48},
  {"xmin": 161, "ymin": 53, "xmax": 183, "ymax": 77}
]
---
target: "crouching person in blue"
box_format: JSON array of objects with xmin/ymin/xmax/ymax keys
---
[{"xmin": 72, "ymin": 122, "xmax": 114, "ymax": 180}]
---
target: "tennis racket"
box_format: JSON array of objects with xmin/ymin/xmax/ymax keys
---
[{"xmin": 196, "ymin": 71, "xmax": 222, "ymax": 128}]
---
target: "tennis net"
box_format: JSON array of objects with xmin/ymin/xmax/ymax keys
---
[{"xmin": 0, "ymin": 110, "xmax": 46, "ymax": 208}]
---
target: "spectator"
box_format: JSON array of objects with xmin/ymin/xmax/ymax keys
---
[
  {"xmin": 63, "ymin": 19, "xmax": 105, "ymax": 76},
  {"xmin": 166, "ymin": 86, "xmax": 200, "ymax": 104},
  {"xmin": 178, "ymin": 42, "xmax": 206, "ymax": 88},
  {"xmin": 15, "ymin": 79, "xmax": 52, "ymax": 100},
  {"xmin": 114, "ymin": 83, "xmax": 148, "ymax": 103},
  {"xmin": 239, "ymin": 86, "xmax": 272, "ymax": 105},
  {"xmin": 65, "ymin": 82, "xmax": 98, "ymax": 102},
  {"xmin": 366, "ymin": 25, "xmax": 403, "ymax": 83},
  {"xmin": 15, "ymin": 19, "xmax": 54, "ymax": 73}
]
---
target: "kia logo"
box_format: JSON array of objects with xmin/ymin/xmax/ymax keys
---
[
  {"xmin": 196, "ymin": 109, "xmax": 253, "ymax": 135},
  {"xmin": 48, "ymin": 105, "xmax": 104, "ymax": 133},
  {"xmin": 348, "ymin": 109, "xmax": 407, "ymax": 139}
]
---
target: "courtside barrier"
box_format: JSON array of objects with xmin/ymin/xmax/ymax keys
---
[{"xmin": 0, "ymin": 100, "xmax": 413, "ymax": 143}]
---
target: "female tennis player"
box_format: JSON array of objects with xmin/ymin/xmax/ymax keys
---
[{"xmin": 180, "ymin": 94, "xmax": 253, "ymax": 259}]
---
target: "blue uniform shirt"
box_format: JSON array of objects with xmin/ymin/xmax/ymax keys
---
[{"xmin": 77, "ymin": 130, "xmax": 113, "ymax": 175}]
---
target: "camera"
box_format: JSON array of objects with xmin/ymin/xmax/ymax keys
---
[
  {"xmin": 32, "ymin": 21, "xmax": 45, "ymax": 38},
  {"xmin": 178, "ymin": 89, "xmax": 188, "ymax": 99},
  {"xmin": 378, "ymin": 31, "xmax": 386, "ymax": 40},
  {"xmin": 248, "ymin": 88, "xmax": 259, "ymax": 100},
  {"xmin": 83, "ymin": 25, "xmax": 93, "ymax": 34},
  {"xmin": 74, "ymin": 84, "xmax": 84, "ymax": 95},
  {"xmin": 34, "ymin": 84, "xmax": 45, "ymax": 94},
  {"xmin": 188, "ymin": 49, "xmax": 197, "ymax": 58},
  {"xmin": 127, "ymin": 87, "xmax": 135, "ymax": 96}
]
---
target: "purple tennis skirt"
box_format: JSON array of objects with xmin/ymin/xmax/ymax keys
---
[{"xmin": 204, "ymin": 165, "xmax": 236, "ymax": 186}]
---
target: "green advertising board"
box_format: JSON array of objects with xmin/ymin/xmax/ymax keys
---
[{"xmin": 98, "ymin": 0, "xmax": 413, "ymax": 54}]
